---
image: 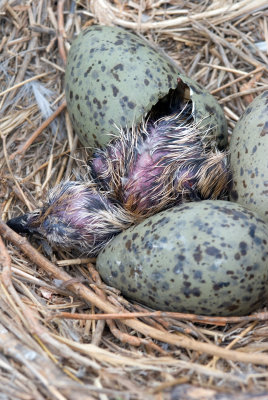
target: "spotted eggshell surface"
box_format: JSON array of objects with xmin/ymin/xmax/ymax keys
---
[
  {"xmin": 230, "ymin": 91, "xmax": 268, "ymax": 222},
  {"xmin": 96, "ymin": 200, "xmax": 268, "ymax": 316},
  {"xmin": 65, "ymin": 25, "xmax": 227, "ymax": 148}
]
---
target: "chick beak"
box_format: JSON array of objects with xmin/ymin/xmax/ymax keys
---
[{"xmin": 6, "ymin": 213, "xmax": 39, "ymax": 235}]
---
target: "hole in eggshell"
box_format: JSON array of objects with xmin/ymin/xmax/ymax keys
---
[{"xmin": 147, "ymin": 78, "xmax": 193, "ymax": 124}]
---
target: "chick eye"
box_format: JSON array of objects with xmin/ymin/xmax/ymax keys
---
[
  {"xmin": 183, "ymin": 180, "xmax": 194, "ymax": 189},
  {"xmin": 42, "ymin": 218, "xmax": 62, "ymax": 234},
  {"xmin": 42, "ymin": 218, "xmax": 80, "ymax": 241}
]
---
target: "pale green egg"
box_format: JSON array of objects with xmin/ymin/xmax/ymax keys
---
[
  {"xmin": 97, "ymin": 200, "xmax": 268, "ymax": 316},
  {"xmin": 65, "ymin": 25, "xmax": 227, "ymax": 149}
]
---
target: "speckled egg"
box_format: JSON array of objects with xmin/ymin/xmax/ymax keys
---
[
  {"xmin": 96, "ymin": 200, "xmax": 268, "ymax": 316},
  {"xmin": 229, "ymin": 91, "xmax": 268, "ymax": 223},
  {"xmin": 65, "ymin": 25, "xmax": 227, "ymax": 149}
]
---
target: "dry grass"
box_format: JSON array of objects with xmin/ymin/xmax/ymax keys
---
[{"xmin": 0, "ymin": 1, "xmax": 268, "ymax": 399}]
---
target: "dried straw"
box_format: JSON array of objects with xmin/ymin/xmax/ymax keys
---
[{"xmin": 0, "ymin": 1, "xmax": 268, "ymax": 399}]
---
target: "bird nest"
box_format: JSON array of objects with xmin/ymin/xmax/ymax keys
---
[{"xmin": 0, "ymin": 1, "xmax": 268, "ymax": 399}]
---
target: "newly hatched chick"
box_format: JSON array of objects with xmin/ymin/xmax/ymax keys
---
[
  {"xmin": 7, "ymin": 182, "xmax": 134, "ymax": 255},
  {"xmin": 7, "ymin": 111, "xmax": 230, "ymax": 256},
  {"xmin": 89, "ymin": 111, "xmax": 230, "ymax": 218}
]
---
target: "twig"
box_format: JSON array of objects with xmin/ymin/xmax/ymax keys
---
[
  {"xmin": 56, "ymin": 257, "xmax": 96, "ymax": 266},
  {"xmin": 210, "ymin": 66, "xmax": 266, "ymax": 95},
  {"xmin": 87, "ymin": 264, "xmax": 144, "ymax": 347},
  {"xmin": 49, "ymin": 310, "xmax": 268, "ymax": 325},
  {"xmin": 240, "ymin": 70, "xmax": 265, "ymax": 104},
  {"xmin": 197, "ymin": 63, "xmax": 253, "ymax": 76},
  {"xmin": 112, "ymin": 0, "xmax": 268, "ymax": 30},
  {"xmin": 219, "ymin": 86, "xmax": 268, "ymax": 103},
  {"xmin": 57, "ymin": 0, "xmax": 67, "ymax": 65},
  {"xmin": 149, "ymin": 377, "xmax": 190, "ymax": 394},
  {"xmin": 0, "ymin": 72, "xmax": 51, "ymax": 98},
  {"xmin": 9, "ymin": 101, "xmax": 67, "ymax": 160},
  {"xmin": 0, "ymin": 236, "xmax": 12, "ymax": 283}
]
